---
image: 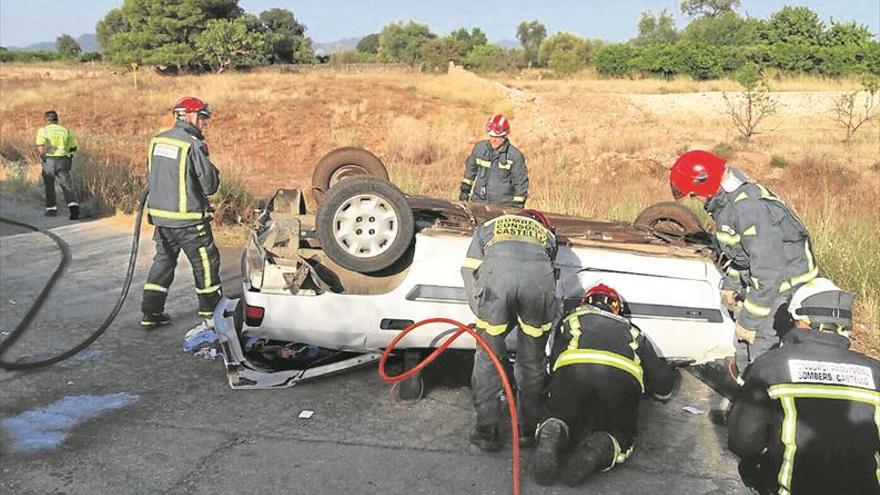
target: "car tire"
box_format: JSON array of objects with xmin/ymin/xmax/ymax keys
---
[
  {"xmin": 316, "ymin": 176, "xmax": 414, "ymax": 273},
  {"xmin": 311, "ymin": 147, "xmax": 389, "ymax": 195},
  {"xmin": 634, "ymin": 201, "xmax": 704, "ymax": 235}
]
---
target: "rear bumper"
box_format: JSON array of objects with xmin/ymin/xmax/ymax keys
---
[{"xmin": 213, "ymin": 297, "xmax": 381, "ymax": 389}]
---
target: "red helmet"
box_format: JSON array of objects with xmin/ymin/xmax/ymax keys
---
[
  {"xmin": 486, "ymin": 114, "xmax": 510, "ymax": 137},
  {"xmin": 172, "ymin": 96, "xmax": 211, "ymax": 118},
  {"xmin": 581, "ymin": 283, "xmax": 622, "ymax": 312},
  {"xmin": 519, "ymin": 208, "xmax": 552, "ymax": 231},
  {"xmin": 669, "ymin": 150, "xmax": 726, "ymax": 199}
]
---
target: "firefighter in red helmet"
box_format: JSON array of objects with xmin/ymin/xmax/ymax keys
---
[
  {"xmin": 141, "ymin": 97, "xmax": 222, "ymax": 328},
  {"xmin": 532, "ymin": 283, "xmax": 675, "ymax": 487},
  {"xmin": 459, "ymin": 114, "xmax": 529, "ymax": 207},
  {"xmin": 669, "ymin": 150, "xmax": 817, "ymax": 372}
]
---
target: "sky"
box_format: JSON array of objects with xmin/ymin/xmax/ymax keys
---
[{"xmin": 1, "ymin": 0, "xmax": 878, "ymax": 48}]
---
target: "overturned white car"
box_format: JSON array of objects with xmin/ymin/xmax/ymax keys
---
[{"xmin": 213, "ymin": 147, "xmax": 735, "ymax": 392}]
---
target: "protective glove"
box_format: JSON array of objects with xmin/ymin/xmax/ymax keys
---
[
  {"xmin": 735, "ymin": 321, "xmax": 757, "ymax": 345},
  {"xmin": 720, "ymin": 289, "xmax": 740, "ymax": 310},
  {"xmin": 459, "ymin": 182, "xmax": 471, "ymax": 201},
  {"xmin": 512, "ymin": 201, "xmax": 525, "ymax": 209}
]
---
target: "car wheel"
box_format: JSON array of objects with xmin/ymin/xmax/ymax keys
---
[
  {"xmin": 316, "ymin": 176, "xmax": 414, "ymax": 273},
  {"xmin": 311, "ymin": 147, "xmax": 389, "ymax": 196},
  {"xmin": 634, "ymin": 201, "xmax": 704, "ymax": 235}
]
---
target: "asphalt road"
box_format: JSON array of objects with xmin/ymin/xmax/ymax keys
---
[{"xmin": 0, "ymin": 200, "xmax": 747, "ymax": 495}]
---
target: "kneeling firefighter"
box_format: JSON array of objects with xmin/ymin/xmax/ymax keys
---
[
  {"xmin": 533, "ymin": 284, "xmax": 675, "ymax": 487},
  {"xmin": 141, "ymin": 97, "xmax": 222, "ymax": 328},
  {"xmin": 727, "ymin": 278, "xmax": 879, "ymax": 495},
  {"xmin": 461, "ymin": 209, "xmax": 558, "ymax": 451}
]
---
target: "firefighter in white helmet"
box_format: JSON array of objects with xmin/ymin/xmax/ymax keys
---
[
  {"xmin": 459, "ymin": 114, "xmax": 529, "ymax": 207},
  {"xmin": 727, "ymin": 278, "xmax": 879, "ymax": 494}
]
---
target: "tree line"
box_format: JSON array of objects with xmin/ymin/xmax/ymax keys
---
[{"xmin": 0, "ymin": 0, "xmax": 877, "ymax": 79}]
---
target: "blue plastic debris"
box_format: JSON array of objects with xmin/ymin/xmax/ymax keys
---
[{"xmin": 183, "ymin": 322, "xmax": 219, "ymax": 353}]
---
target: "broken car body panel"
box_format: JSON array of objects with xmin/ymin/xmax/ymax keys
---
[{"xmin": 215, "ymin": 191, "xmax": 735, "ymax": 389}]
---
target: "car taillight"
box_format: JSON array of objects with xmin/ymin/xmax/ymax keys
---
[{"xmin": 244, "ymin": 304, "xmax": 264, "ymax": 327}]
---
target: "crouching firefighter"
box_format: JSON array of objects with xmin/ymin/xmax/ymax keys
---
[
  {"xmin": 532, "ymin": 284, "xmax": 675, "ymax": 487},
  {"xmin": 141, "ymin": 97, "xmax": 222, "ymax": 328},
  {"xmin": 727, "ymin": 278, "xmax": 879, "ymax": 495},
  {"xmin": 461, "ymin": 209, "xmax": 558, "ymax": 451},
  {"xmin": 669, "ymin": 150, "xmax": 818, "ymax": 370}
]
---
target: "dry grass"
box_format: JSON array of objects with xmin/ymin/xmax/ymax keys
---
[{"xmin": 1, "ymin": 62, "xmax": 877, "ymax": 354}]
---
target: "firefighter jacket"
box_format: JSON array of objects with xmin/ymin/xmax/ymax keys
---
[
  {"xmin": 36, "ymin": 123, "xmax": 78, "ymax": 157},
  {"xmin": 146, "ymin": 121, "xmax": 220, "ymax": 228},
  {"xmin": 705, "ymin": 167, "xmax": 817, "ymax": 333},
  {"xmin": 728, "ymin": 329, "xmax": 880, "ymax": 494},
  {"xmin": 461, "ymin": 214, "xmax": 557, "ymax": 329},
  {"xmin": 550, "ymin": 306, "xmax": 674, "ymax": 398},
  {"xmin": 461, "ymin": 139, "xmax": 529, "ymax": 207}
]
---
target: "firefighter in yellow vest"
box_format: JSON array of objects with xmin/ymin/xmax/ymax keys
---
[
  {"xmin": 35, "ymin": 110, "xmax": 80, "ymax": 219},
  {"xmin": 140, "ymin": 97, "xmax": 221, "ymax": 328}
]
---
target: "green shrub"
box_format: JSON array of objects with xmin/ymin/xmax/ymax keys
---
[
  {"xmin": 538, "ymin": 32, "xmax": 597, "ymax": 75},
  {"xmin": 79, "ymin": 52, "xmax": 102, "ymax": 62},
  {"xmin": 465, "ymin": 44, "xmax": 521, "ymax": 72},
  {"xmin": 711, "ymin": 141, "xmax": 737, "ymax": 159},
  {"xmin": 673, "ymin": 41, "xmax": 726, "ymax": 80},
  {"xmin": 770, "ymin": 154, "xmax": 789, "ymax": 168},
  {"xmin": 632, "ymin": 44, "xmax": 679, "ymax": 78},
  {"xmin": 594, "ymin": 44, "xmax": 637, "ymax": 77}
]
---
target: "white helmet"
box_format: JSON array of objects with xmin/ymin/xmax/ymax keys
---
[{"xmin": 788, "ymin": 278, "xmax": 854, "ymax": 330}]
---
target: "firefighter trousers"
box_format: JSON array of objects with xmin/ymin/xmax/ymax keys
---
[
  {"xmin": 472, "ymin": 324, "xmax": 549, "ymax": 431},
  {"xmin": 41, "ymin": 156, "xmax": 78, "ymax": 209},
  {"xmin": 142, "ymin": 223, "xmax": 222, "ymax": 318},
  {"xmin": 546, "ymin": 364, "xmax": 641, "ymax": 461}
]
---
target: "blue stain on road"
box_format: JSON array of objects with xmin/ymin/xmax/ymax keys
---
[
  {"xmin": 1, "ymin": 393, "xmax": 140, "ymax": 453},
  {"xmin": 64, "ymin": 348, "xmax": 104, "ymax": 366}
]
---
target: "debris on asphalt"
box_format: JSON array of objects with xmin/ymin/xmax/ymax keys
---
[
  {"xmin": 682, "ymin": 406, "xmax": 705, "ymax": 415},
  {"xmin": 298, "ymin": 410, "xmax": 314, "ymax": 419},
  {"xmin": 183, "ymin": 321, "xmax": 219, "ymax": 353},
  {"xmin": 193, "ymin": 348, "xmax": 219, "ymax": 360},
  {"xmin": 9, "ymin": 299, "xmax": 16, "ymax": 305}
]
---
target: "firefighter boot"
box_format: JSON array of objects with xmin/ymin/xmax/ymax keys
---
[
  {"xmin": 519, "ymin": 423, "xmax": 538, "ymax": 448},
  {"xmin": 561, "ymin": 431, "xmax": 615, "ymax": 486},
  {"xmin": 532, "ymin": 418, "xmax": 568, "ymax": 486},
  {"xmin": 140, "ymin": 312, "xmax": 171, "ymax": 329},
  {"xmin": 69, "ymin": 205, "xmax": 80, "ymax": 220},
  {"xmin": 469, "ymin": 424, "xmax": 501, "ymax": 452}
]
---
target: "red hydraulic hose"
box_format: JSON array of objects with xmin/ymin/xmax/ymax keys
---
[{"xmin": 377, "ymin": 318, "xmax": 521, "ymax": 495}]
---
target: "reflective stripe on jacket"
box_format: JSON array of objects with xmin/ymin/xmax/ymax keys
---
[
  {"xmin": 706, "ymin": 167, "xmax": 817, "ymax": 332},
  {"xmin": 146, "ymin": 121, "xmax": 220, "ymax": 228},
  {"xmin": 728, "ymin": 330, "xmax": 880, "ymax": 494},
  {"xmin": 550, "ymin": 306, "xmax": 674, "ymax": 397},
  {"xmin": 36, "ymin": 124, "xmax": 78, "ymax": 157},
  {"xmin": 462, "ymin": 139, "xmax": 528, "ymax": 206},
  {"xmin": 460, "ymin": 214, "xmax": 557, "ymax": 313}
]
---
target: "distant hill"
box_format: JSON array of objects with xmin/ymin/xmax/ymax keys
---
[
  {"xmin": 313, "ymin": 37, "xmax": 362, "ymax": 56},
  {"xmin": 6, "ymin": 33, "xmax": 100, "ymax": 52}
]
